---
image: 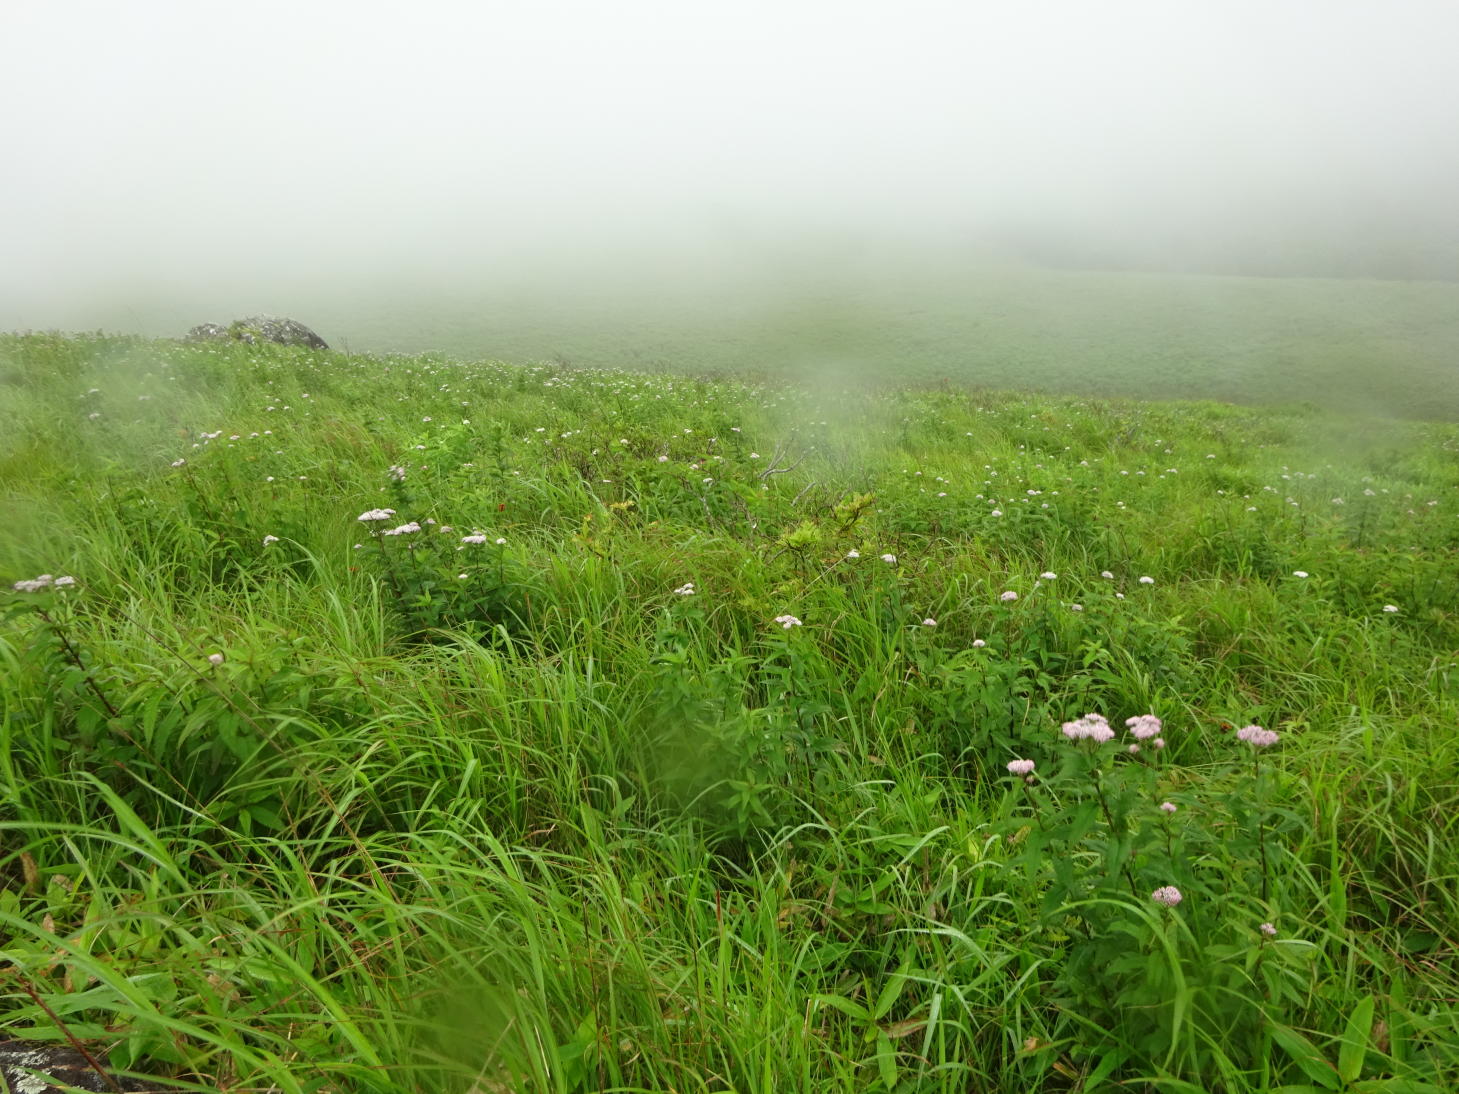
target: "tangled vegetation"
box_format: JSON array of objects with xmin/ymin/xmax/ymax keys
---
[{"xmin": 1, "ymin": 332, "xmax": 1456, "ymax": 1092}]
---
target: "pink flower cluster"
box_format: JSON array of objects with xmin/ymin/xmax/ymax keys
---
[
  {"xmin": 1007, "ymin": 759, "xmax": 1036, "ymax": 776},
  {"xmin": 1151, "ymin": 886, "xmax": 1183, "ymax": 907},
  {"xmin": 1125, "ymin": 714, "xmax": 1162, "ymax": 740},
  {"xmin": 1061, "ymin": 713, "xmax": 1115, "ymax": 743},
  {"xmin": 1236, "ymin": 725, "xmax": 1280, "ymax": 748}
]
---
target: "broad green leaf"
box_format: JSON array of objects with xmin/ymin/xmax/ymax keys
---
[
  {"xmin": 1339, "ymin": 995, "xmax": 1375, "ymax": 1084},
  {"xmin": 1270, "ymin": 1025, "xmax": 1340, "ymax": 1091}
]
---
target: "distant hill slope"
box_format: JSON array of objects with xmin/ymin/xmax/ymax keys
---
[
  {"xmin": 316, "ymin": 265, "xmax": 1459, "ymax": 420},
  {"xmin": 12, "ymin": 261, "xmax": 1459, "ymax": 419}
]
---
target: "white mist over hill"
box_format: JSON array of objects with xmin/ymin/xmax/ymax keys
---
[{"xmin": 4, "ymin": 0, "xmax": 1458, "ymax": 336}]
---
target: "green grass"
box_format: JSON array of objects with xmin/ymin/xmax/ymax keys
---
[
  {"xmin": 42, "ymin": 259, "xmax": 1459, "ymax": 420},
  {"xmin": 1, "ymin": 331, "xmax": 1457, "ymax": 1092}
]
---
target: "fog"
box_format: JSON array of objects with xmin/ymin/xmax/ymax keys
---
[{"xmin": 5, "ymin": 0, "xmax": 1459, "ymax": 348}]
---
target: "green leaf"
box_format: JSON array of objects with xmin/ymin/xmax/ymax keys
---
[
  {"xmin": 875, "ymin": 1030, "xmax": 898, "ymax": 1089},
  {"xmin": 1339, "ymin": 995, "xmax": 1375, "ymax": 1084},
  {"xmin": 1270, "ymin": 1025, "xmax": 1341, "ymax": 1091},
  {"xmin": 810, "ymin": 993, "xmax": 872, "ymax": 1023},
  {"xmin": 1084, "ymin": 1047, "xmax": 1128, "ymax": 1088}
]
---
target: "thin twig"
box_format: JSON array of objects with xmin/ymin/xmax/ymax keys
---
[{"xmin": 8, "ymin": 970, "xmax": 128, "ymax": 1094}]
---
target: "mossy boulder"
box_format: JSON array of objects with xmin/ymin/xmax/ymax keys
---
[{"xmin": 184, "ymin": 315, "xmax": 328, "ymax": 350}]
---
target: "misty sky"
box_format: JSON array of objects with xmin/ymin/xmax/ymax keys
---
[{"xmin": 5, "ymin": 0, "xmax": 1459, "ymax": 325}]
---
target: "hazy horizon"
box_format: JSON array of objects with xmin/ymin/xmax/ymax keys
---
[{"xmin": 5, "ymin": 0, "xmax": 1459, "ymax": 343}]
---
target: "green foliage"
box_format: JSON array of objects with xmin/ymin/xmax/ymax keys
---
[{"xmin": 0, "ymin": 334, "xmax": 1457, "ymax": 1092}]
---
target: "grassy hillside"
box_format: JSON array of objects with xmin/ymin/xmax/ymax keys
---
[
  {"xmin": 29, "ymin": 260, "xmax": 1459, "ymax": 420},
  {"xmin": 1, "ymin": 333, "xmax": 1457, "ymax": 1092}
]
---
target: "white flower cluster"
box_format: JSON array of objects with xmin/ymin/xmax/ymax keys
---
[
  {"xmin": 12, "ymin": 573, "xmax": 76, "ymax": 593},
  {"xmin": 357, "ymin": 508, "xmax": 397, "ymax": 523}
]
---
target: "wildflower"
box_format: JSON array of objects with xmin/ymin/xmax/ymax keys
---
[
  {"xmin": 673, "ymin": 583, "xmax": 696, "ymax": 596},
  {"xmin": 1152, "ymin": 737, "xmax": 1166, "ymax": 749},
  {"xmin": 1061, "ymin": 713, "xmax": 1115, "ymax": 743},
  {"xmin": 171, "ymin": 458, "xmax": 186, "ymax": 467},
  {"xmin": 457, "ymin": 573, "xmax": 468, "ymax": 580},
  {"xmin": 881, "ymin": 554, "xmax": 896, "ymax": 564},
  {"xmin": 1160, "ymin": 801, "xmax": 1177, "ymax": 814},
  {"xmin": 461, "ymin": 534, "xmax": 488, "ymax": 545},
  {"xmin": 1127, "ymin": 743, "xmax": 1140, "ymax": 754},
  {"xmin": 208, "ymin": 653, "xmax": 225, "ymax": 666},
  {"xmin": 12, "ymin": 574, "xmax": 55, "ymax": 593},
  {"xmin": 972, "ymin": 639, "xmax": 987, "ymax": 648},
  {"xmin": 921, "ymin": 618, "xmax": 936, "ymax": 627},
  {"xmin": 1125, "ymin": 714, "xmax": 1162, "ymax": 740},
  {"xmin": 657, "ymin": 455, "xmax": 669, "ymax": 463},
  {"xmin": 990, "ymin": 509, "xmax": 1003, "ymax": 517},
  {"xmin": 773, "ymin": 614, "xmax": 803, "ymax": 629},
  {"xmin": 53, "ymin": 576, "xmax": 76, "ymax": 587},
  {"xmin": 1382, "ymin": 604, "xmax": 1399, "ymax": 613},
  {"xmin": 1151, "ymin": 886, "xmax": 1183, "ymax": 907},
  {"xmin": 382, "ymin": 522, "xmax": 422, "ymax": 536},
  {"xmin": 1236, "ymin": 725, "xmax": 1280, "ymax": 748},
  {"xmin": 262, "ymin": 535, "xmax": 280, "ymax": 546},
  {"xmin": 357, "ymin": 508, "xmax": 397, "ymax": 523},
  {"xmin": 1101, "ymin": 570, "xmax": 1114, "ymax": 579},
  {"xmin": 1292, "ymin": 571, "xmax": 1309, "ymax": 578},
  {"xmin": 1000, "ymin": 591, "xmax": 1018, "ymax": 602},
  {"xmin": 846, "ymin": 549, "xmax": 860, "ymax": 559},
  {"xmin": 1138, "ymin": 575, "xmax": 1155, "ymax": 585},
  {"xmin": 1070, "ymin": 603, "xmax": 1083, "ymax": 612},
  {"xmin": 1040, "ymin": 571, "xmax": 1057, "ymax": 580},
  {"xmin": 495, "ymin": 537, "xmax": 507, "ymax": 545},
  {"xmin": 388, "ymin": 465, "xmax": 407, "ymax": 482},
  {"xmin": 1260, "ymin": 922, "xmax": 1278, "ymax": 937},
  {"xmin": 1007, "ymin": 759, "xmax": 1036, "ymax": 776}
]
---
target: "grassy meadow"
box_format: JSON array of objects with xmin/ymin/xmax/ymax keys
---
[
  {"xmin": 1, "ymin": 331, "xmax": 1458, "ymax": 1092},
  {"xmin": 48, "ymin": 259, "xmax": 1459, "ymax": 419}
]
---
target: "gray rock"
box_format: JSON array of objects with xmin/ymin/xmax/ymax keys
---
[
  {"xmin": 0, "ymin": 1039, "xmax": 179, "ymax": 1093},
  {"xmin": 184, "ymin": 316, "xmax": 328, "ymax": 350}
]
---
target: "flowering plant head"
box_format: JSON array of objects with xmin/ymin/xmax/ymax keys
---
[
  {"xmin": 11, "ymin": 574, "xmax": 72, "ymax": 593},
  {"xmin": 1061, "ymin": 713, "xmax": 1115, "ymax": 743},
  {"xmin": 1236, "ymin": 725, "xmax": 1280, "ymax": 748},
  {"xmin": 1000, "ymin": 590, "xmax": 1018, "ymax": 602},
  {"xmin": 1125, "ymin": 714, "xmax": 1162, "ymax": 740},
  {"xmin": 357, "ymin": 508, "xmax": 397, "ymax": 523},
  {"xmin": 773, "ymin": 614, "xmax": 803, "ymax": 629},
  {"xmin": 1007, "ymin": 759, "xmax": 1035, "ymax": 776},
  {"xmin": 1151, "ymin": 886, "xmax": 1183, "ymax": 907}
]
